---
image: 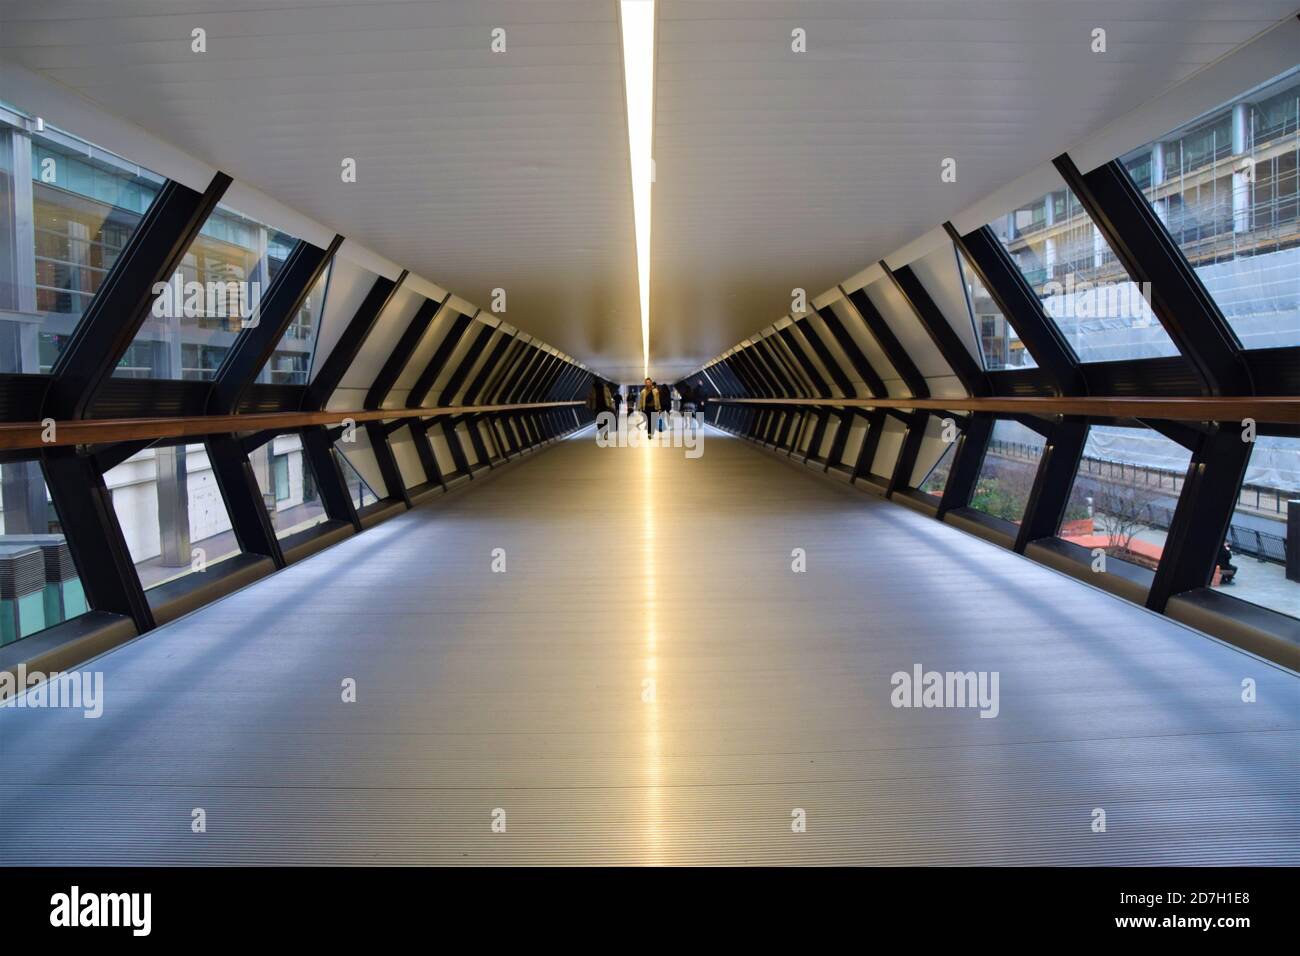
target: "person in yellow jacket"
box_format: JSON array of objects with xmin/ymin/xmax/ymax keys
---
[{"xmin": 637, "ymin": 377, "xmax": 663, "ymax": 434}]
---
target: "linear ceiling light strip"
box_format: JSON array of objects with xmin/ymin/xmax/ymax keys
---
[{"xmin": 620, "ymin": 0, "xmax": 655, "ymax": 378}]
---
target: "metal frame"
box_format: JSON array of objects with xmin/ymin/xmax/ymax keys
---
[
  {"xmin": 43, "ymin": 172, "xmax": 233, "ymax": 419},
  {"xmin": 208, "ymin": 235, "xmax": 343, "ymax": 415}
]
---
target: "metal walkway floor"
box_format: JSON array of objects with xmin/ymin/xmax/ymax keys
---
[{"xmin": 2, "ymin": 428, "xmax": 1297, "ymax": 865}]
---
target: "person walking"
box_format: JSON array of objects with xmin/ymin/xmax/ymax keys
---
[
  {"xmin": 638, "ymin": 377, "xmax": 662, "ymax": 435},
  {"xmin": 678, "ymin": 381, "xmax": 697, "ymax": 430},
  {"xmin": 585, "ymin": 376, "xmax": 615, "ymax": 437}
]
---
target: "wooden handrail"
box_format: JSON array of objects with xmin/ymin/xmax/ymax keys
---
[
  {"xmin": 709, "ymin": 395, "xmax": 1300, "ymax": 424},
  {"xmin": 0, "ymin": 401, "xmax": 585, "ymax": 451}
]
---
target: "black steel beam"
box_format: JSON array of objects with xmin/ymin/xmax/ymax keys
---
[
  {"xmin": 886, "ymin": 411, "xmax": 930, "ymax": 497},
  {"xmin": 883, "ymin": 263, "xmax": 987, "ymax": 396},
  {"xmin": 777, "ymin": 326, "xmax": 831, "ymax": 398},
  {"xmin": 1053, "ymin": 153, "xmax": 1251, "ymax": 396},
  {"xmin": 802, "ymin": 409, "xmax": 827, "ymax": 461},
  {"xmin": 44, "ymin": 172, "xmax": 232, "ymax": 419},
  {"xmin": 366, "ymin": 295, "xmax": 447, "ymax": 410},
  {"xmin": 461, "ymin": 414, "xmax": 494, "ymax": 469},
  {"xmin": 208, "ymin": 235, "xmax": 342, "ymax": 414},
  {"xmin": 842, "ymin": 284, "xmax": 931, "ymax": 398},
  {"xmin": 300, "ymin": 425, "xmax": 361, "ymax": 529},
  {"xmin": 824, "ymin": 408, "xmax": 855, "ymax": 471},
  {"xmin": 814, "ymin": 305, "xmax": 887, "ymax": 397},
  {"xmin": 716, "ymin": 358, "xmax": 748, "ymax": 397},
  {"xmin": 947, "ymin": 223, "xmax": 1084, "ymax": 395},
  {"xmin": 1012, "ymin": 420, "xmax": 1089, "ymax": 552},
  {"xmin": 937, "ymin": 413, "xmax": 994, "ymax": 518},
  {"xmin": 737, "ymin": 343, "xmax": 783, "ymax": 397},
  {"xmin": 1147, "ymin": 426, "xmax": 1253, "ymax": 611},
  {"xmin": 503, "ymin": 346, "xmax": 546, "ymax": 404},
  {"xmin": 205, "ymin": 433, "xmax": 284, "ymax": 568},
  {"xmin": 364, "ymin": 420, "xmax": 412, "ymax": 507},
  {"xmin": 758, "ymin": 335, "xmax": 811, "ymax": 398},
  {"xmin": 722, "ymin": 347, "xmax": 765, "ymax": 398},
  {"xmin": 409, "ymin": 420, "xmax": 447, "ymax": 491},
  {"xmin": 533, "ymin": 354, "xmax": 570, "ymax": 403},
  {"xmin": 516, "ymin": 351, "xmax": 560, "ymax": 404},
  {"xmin": 482, "ymin": 339, "xmax": 529, "ymax": 403},
  {"xmin": 436, "ymin": 318, "xmax": 491, "ymax": 405},
  {"xmin": 743, "ymin": 340, "xmax": 780, "ymax": 395},
  {"xmin": 90, "ymin": 438, "xmax": 156, "ymax": 475},
  {"xmin": 549, "ymin": 364, "xmax": 584, "ymax": 402},
  {"xmin": 304, "ymin": 271, "xmax": 408, "ymax": 411},
  {"xmin": 750, "ymin": 339, "xmax": 796, "ymax": 396},
  {"xmin": 850, "ymin": 409, "xmax": 887, "ymax": 483},
  {"xmin": 461, "ymin": 328, "xmax": 516, "ymax": 405},
  {"xmin": 41, "ymin": 446, "xmax": 155, "ymax": 632},
  {"xmin": 792, "ymin": 315, "xmax": 854, "ymax": 396},
  {"xmin": 407, "ymin": 309, "xmax": 474, "ymax": 408}
]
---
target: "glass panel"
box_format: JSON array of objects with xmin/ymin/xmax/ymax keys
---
[
  {"xmin": 259, "ymin": 264, "xmax": 329, "ymax": 385},
  {"xmin": 956, "ymin": 250, "xmax": 1037, "ymax": 370},
  {"xmin": 0, "ymin": 461, "xmax": 90, "ymax": 644},
  {"xmin": 335, "ymin": 446, "xmax": 380, "ymax": 510},
  {"xmin": 918, "ymin": 440, "xmax": 958, "ymax": 498},
  {"xmin": 970, "ymin": 420, "xmax": 1046, "ymax": 523},
  {"xmin": 104, "ymin": 444, "xmax": 240, "ymax": 590},
  {"xmin": 114, "ymin": 204, "xmax": 298, "ymax": 380},
  {"xmin": 1058, "ymin": 425, "xmax": 1195, "ymax": 571},
  {"xmin": 0, "ymin": 102, "xmax": 165, "ymax": 373},
  {"xmin": 1214, "ymin": 436, "xmax": 1299, "ymax": 619},
  {"xmin": 250, "ymin": 434, "xmax": 329, "ymax": 538},
  {"xmin": 988, "ymin": 182, "xmax": 1177, "ymax": 363},
  {"xmin": 1119, "ymin": 67, "xmax": 1300, "ymax": 350}
]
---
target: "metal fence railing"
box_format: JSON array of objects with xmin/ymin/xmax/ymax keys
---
[{"xmin": 985, "ymin": 440, "xmax": 1294, "ymax": 563}]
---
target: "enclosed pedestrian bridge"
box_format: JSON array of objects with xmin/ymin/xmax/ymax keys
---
[{"xmin": 0, "ymin": 1, "xmax": 1297, "ymax": 868}]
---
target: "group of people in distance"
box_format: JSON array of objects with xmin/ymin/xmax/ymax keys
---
[{"xmin": 585, "ymin": 376, "xmax": 700, "ymax": 436}]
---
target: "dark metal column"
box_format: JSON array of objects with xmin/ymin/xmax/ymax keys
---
[
  {"xmin": 407, "ymin": 309, "xmax": 474, "ymax": 408},
  {"xmin": 814, "ymin": 304, "xmax": 887, "ymax": 396},
  {"xmin": 1053, "ymin": 154, "xmax": 1251, "ymax": 396},
  {"xmin": 301, "ymin": 425, "xmax": 362, "ymax": 529},
  {"xmin": 366, "ymin": 294, "xmax": 447, "ymax": 410},
  {"xmin": 41, "ymin": 447, "xmax": 155, "ymax": 632},
  {"xmin": 1147, "ymin": 426, "xmax": 1253, "ymax": 611},
  {"xmin": 43, "ymin": 172, "xmax": 232, "ymax": 420},
  {"xmin": 946, "ymin": 223, "xmax": 1083, "ymax": 394},
  {"xmin": 205, "ymin": 433, "xmax": 285, "ymax": 568},
  {"xmin": 937, "ymin": 413, "xmax": 994, "ymax": 519},
  {"xmin": 881, "ymin": 263, "xmax": 986, "ymax": 396},
  {"xmin": 208, "ymin": 235, "xmax": 342, "ymax": 414},
  {"xmin": 304, "ymin": 271, "xmax": 407, "ymax": 412},
  {"xmin": 1012, "ymin": 419, "xmax": 1089, "ymax": 552}
]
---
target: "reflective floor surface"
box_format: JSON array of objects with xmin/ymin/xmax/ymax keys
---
[{"xmin": 2, "ymin": 426, "xmax": 1297, "ymax": 864}]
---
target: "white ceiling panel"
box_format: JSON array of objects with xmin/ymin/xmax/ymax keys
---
[
  {"xmin": 3, "ymin": 0, "xmax": 1295, "ymax": 384},
  {"xmin": 0, "ymin": 0, "xmax": 642, "ymax": 378},
  {"xmin": 652, "ymin": 0, "xmax": 1299, "ymax": 376}
]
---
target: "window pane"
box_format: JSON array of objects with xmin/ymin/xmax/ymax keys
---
[
  {"xmin": 335, "ymin": 446, "xmax": 380, "ymax": 510},
  {"xmin": 260, "ymin": 264, "xmax": 329, "ymax": 385},
  {"xmin": 988, "ymin": 182, "xmax": 1178, "ymax": 362},
  {"xmin": 250, "ymin": 435, "xmax": 329, "ymax": 538},
  {"xmin": 0, "ymin": 461, "xmax": 90, "ymax": 644},
  {"xmin": 0, "ymin": 102, "xmax": 165, "ymax": 373},
  {"xmin": 104, "ymin": 444, "xmax": 240, "ymax": 590},
  {"xmin": 970, "ymin": 420, "xmax": 1045, "ymax": 523},
  {"xmin": 918, "ymin": 439, "xmax": 958, "ymax": 498},
  {"xmin": 1215, "ymin": 436, "xmax": 1300, "ymax": 619},
  {"xmin": 956, "ymin": 250, "xmax": 1037, "ymax": 370},
  {"xmin": 114, "ymin": 205, "xmax": 298, "ymax": 380},
  {"xmin": 1058, "ymin": 425, "xmax": 1194, "ymax": 571},
  {"xmin": 1119, "ymin": 67, "xmax": 1300, "ymax": 350}
]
